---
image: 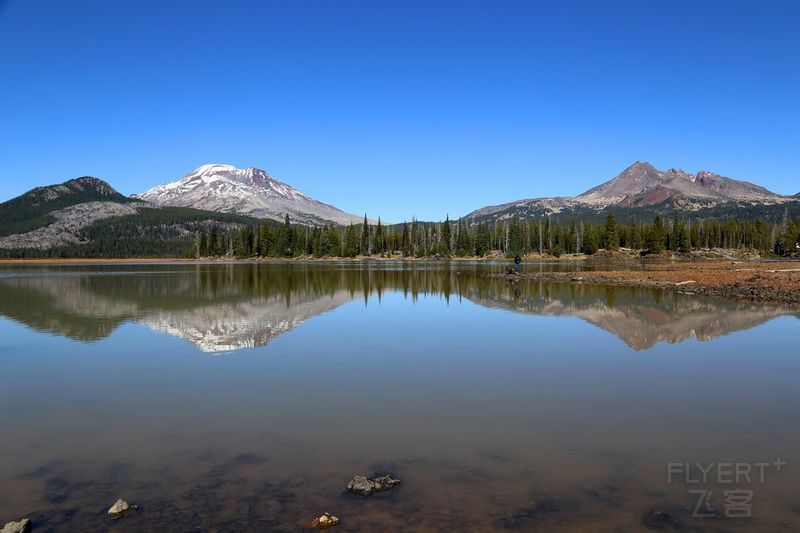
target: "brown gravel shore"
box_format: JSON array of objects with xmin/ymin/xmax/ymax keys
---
[{"xmin": 491, "ymin": 261, "xmax": 800, "ymax": 304}]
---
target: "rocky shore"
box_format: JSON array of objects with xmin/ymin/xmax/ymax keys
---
[{"xmin": 489, "ymin": 261, "xmax": 800, "ymax": 304}]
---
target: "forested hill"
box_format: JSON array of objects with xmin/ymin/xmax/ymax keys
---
[
  {"xmin": 0, "ymin": 177, "xmax": 132, "ymax": 237},
  {"xmin": 0, "ymin": 205, "xmax": 266, "ymax": 259},
  {"xmin": 0, "ymin": 177, "xmax": 267, "ymax": 258}
]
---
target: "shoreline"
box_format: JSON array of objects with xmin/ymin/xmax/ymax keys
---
[
  {"xmin": 0, "ymin": 255, "xmax": 586, "ymax": 265},
  {"xmin": 1, "ymin": 249, "xmax": 792, "ymax": 265},
  {"xmin": 488, "ymin": 261, "xmax": 800, "ymax": 304},
  {"xmin": 3, "ymin": 256, "xmax": 799, "ymax": 305}
]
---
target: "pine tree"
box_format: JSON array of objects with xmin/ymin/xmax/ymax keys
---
[
  {"xmin": 538, "ymin": 218, "xmax": 543, "ymax": 255},
  {"xmin": 630, "ymin": 217, "xmax": 643, "ymax": 250},
  {"xmin": 582, "ymin": 225, "xmax": 599, "ymax": 254},
  {"xmin": 401, "ymin": 222, "xmax": 410, "ymax": 256},
  {"xmin": 545, "ymin": 217, "xmax": 552, "ymax": 253},
  {"xmin": 677, "ymin": 221, "xmax": 691, "ymax": 253},
  {"xmin": 604, "ymin": 212, "xmax": 619, "ymax": 251},
  {"xmin": 275, "ymin": 214, "xmax": 293, "ymax": 256},
  {"xmin": 475, "ymin": 222, "xmax": 491, "ymax": 256},
  {"xmin": 440, "ymin": 215, "xmax": 452, "ymax": 256},
  {"xmin": 342, "ymin": 223, "xmax": 359, "ymax": 257},
  {"xmin": 257, "ymin": 223, "xmax": 270, "ymax": 257},
  {"xmin": 197, "ymin": 232, "xmax": 207, "ymax": 258},
  {"xmin": 360, "ymin": 214, "xmax": 370, "ymax": 255},
  {"xmin": 410, "ymin": 218, "xmax": 420, "ymax": 257},
  {"xmin": 208, "ymin": 229, "xmax": 218, "ymax": 256},
  {"xmin": 647, "ymin": 216, "xmax": 666, "ymax": 253},
  {"xmin": 319, "ymin": 225, "xmax": 341, "ymax": 256},
  {"xmin": 690, "ymin": 220, "xmax": 701, "ymax": 249},
  {"xmin": 373, "ymin": 217, "xmax": 384, "ymax": 254},
  {"xmin": 455, "ymin": 218, "xmax": 470, "ymax": 256},
  {"xmin": 507, "ymin": 215, "xmax": 523, "ymax": 256},
  {"xmin": 568, "ymin": 218, "xmax": 577, "ymax": 254},
  {"xmin": 778, "ymin": 208, "xmax": 791, "ymax": 255}
]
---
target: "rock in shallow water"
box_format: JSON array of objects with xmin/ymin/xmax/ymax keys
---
[
  {"xmin": 1, "ymin": 519, "xmax": 31, "ymax": 533},
  {"xmin": 346, "ymin": 474, "xmax": 401, "ymax": 496},
  {"xmin": 643, "ymin": 507, "xmax": 682, "ymax": 529},
  {"xmin": 309, "ymin": 512, "xmax": 339, "ymax": 529},
  {"xmin": 108, "ymin": 498, "xmax": 133, "ymax": 519}
]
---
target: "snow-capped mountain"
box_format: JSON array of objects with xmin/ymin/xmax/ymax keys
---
[
  {"xmin": 135, "ymin": 164, "xmax": 364, "ymax": 226},
  {"xmin": 141, "ymin": 291, "xmax": 354, "ymax": 352},
  {"xmin": 467, "ymin": 161, "xmax": 791, "ymax": 221}
]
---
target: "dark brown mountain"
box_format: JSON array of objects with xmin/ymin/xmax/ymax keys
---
[
  {"xmin": 578, "ymin": 162, "xmax": 781, "ymax": 207},
  {"xmin": 467, "ymin": 161, "xmax": 792, "ymax": 221}
]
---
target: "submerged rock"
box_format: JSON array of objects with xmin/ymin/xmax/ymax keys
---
[
  {"xmin": 309, "ymin": 512, "xmax": 339, "ymax": 529},
  {"xmin": 346, "ymin": 474, "xmax": 401, "ymax": 496},
  {"xmin": 1, "ymin": 519, "xmax": 31, "ymax": 533},
  {"xmin": 108, "ymin": 498, "xmax": 134, "ymax": 519},
  {"xmin": 643, "ymin": 507, "xmax": 682, "ymax": 529}
]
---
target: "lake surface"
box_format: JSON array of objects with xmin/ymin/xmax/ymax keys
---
[{"xmin": 0, "ymin": 262, "xmax": 798, "ymax": 532}]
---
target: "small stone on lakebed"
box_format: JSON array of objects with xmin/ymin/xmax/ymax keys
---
[
  {"xmin": 1, "ymin": 519, "xmax": 31, "ymax": 533},
  {"xmin": 107, "ymin": 498, "xmax": 133, "ymax": 519},
  {"xmin": 643, "ymin": 507, "xmax": 682, "ymax": 529},
  {"xmin": 346, "ymin": 474, "xmax": 401, "ymax": 496},
  {"xmin": 309, "ymin": 512, "xmax": 339, "ymax": 529}
]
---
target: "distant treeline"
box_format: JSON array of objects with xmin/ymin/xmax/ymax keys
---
[
  {"xmin": 2, "ymin": 211, "xmax": 798, "ymax": 260},
  {"xmin": 191, "ymin": 212, "xmax": 800, "ymax": 259},
  {"xmin": 0, "ymin": 238, "xmax": 196, "ymax": 259},
  {"xmin": 0, "ymin": 207, "xmax": 265, "ymax": 259}
]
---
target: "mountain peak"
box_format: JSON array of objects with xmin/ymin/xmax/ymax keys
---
[
  {"xmin": 192, "ymin": 163, "xmax": 238, "ymax": 175},
  {"xmin": 135, "ymin": 164, "xmax": 365, "ymax": 226},
  {"xmin": 468, "ymin": 161, "xmax": 787, "ymax": 221},
  {"xmin": 578, "ymin": 161, "xmax": 661, "ymax": 201},
  {"xmin": 696, "ymin": 170, "xmax": 718, "ymax": 178},
  {"xmin": 23, "ymin": 176, "xmax": 125, "ymax": 204},
  {"xmin": 63, "ymin": 176, "xmax": 119, "ymax": 195},
  {"xmin": 183, "ymin": 164, "xmax": 281, "ymax": 190},
  {"xmin": 625, "ymin": 161, "xmax": 656, "ymax": 172},
  {"xmin": 577, "ymin": 162, "xmax": 782, "ymax": 207}
]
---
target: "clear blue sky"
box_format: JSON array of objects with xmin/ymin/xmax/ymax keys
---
[{"xmin": 1, "ymin": 0, "xmax": 798, "ymax": 221}]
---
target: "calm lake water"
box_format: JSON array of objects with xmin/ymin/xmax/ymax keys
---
[{"xmin": 0, "ymin": 262, "xmax": 798, "ymax": 532}]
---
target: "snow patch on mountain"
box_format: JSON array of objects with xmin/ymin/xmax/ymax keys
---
[
  {"xmin": 140, "ymin": 291, "xmax": 354, "ymax": 352},
  {"xmin": 135, "ymin": 164, "xmax": 365, "ymax": 226}
]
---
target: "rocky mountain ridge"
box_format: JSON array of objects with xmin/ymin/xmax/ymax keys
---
[{"xmin": 468, "ymin": 161, "xmax": 792, "ymax": 222}]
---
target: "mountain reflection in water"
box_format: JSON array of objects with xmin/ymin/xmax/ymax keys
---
[{"xmin": 0, "ymin": 262, "xmax": 796, "ymax": 352}]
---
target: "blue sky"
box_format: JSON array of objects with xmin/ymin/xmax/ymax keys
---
[{"xmin": 1, "ymin": 0, "xmax": 798, "ymax": 221}]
